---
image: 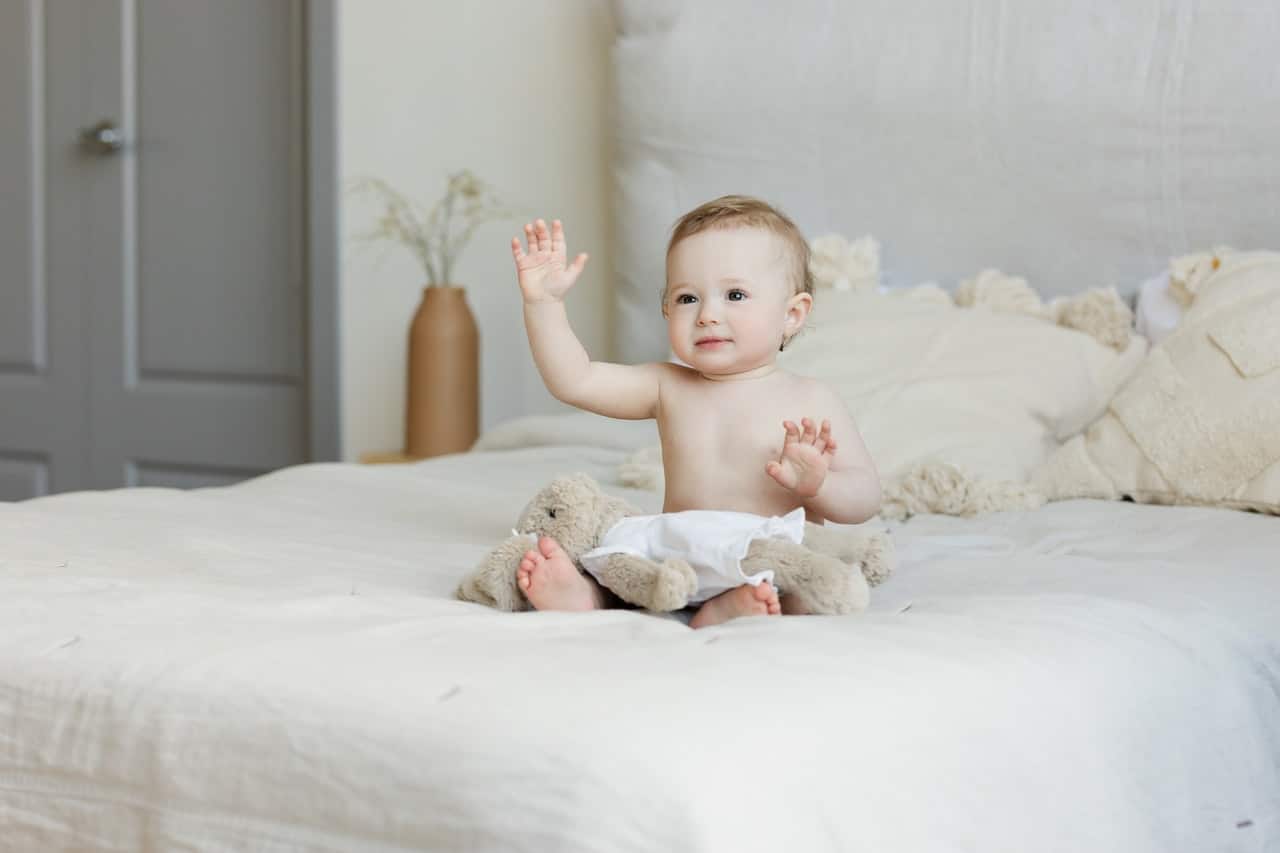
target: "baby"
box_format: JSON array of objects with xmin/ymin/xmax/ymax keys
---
[{"xmin": 512, "ymin": 195, "xmax": 882, "ymax": 627}]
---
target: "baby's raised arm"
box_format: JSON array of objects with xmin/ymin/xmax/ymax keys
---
[{"xmin": 513, "ymin": 219, "xmax": 661, "ymax": 420}]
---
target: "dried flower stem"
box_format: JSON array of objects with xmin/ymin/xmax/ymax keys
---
[{"xmin": 349, "ymin": 170, "xmax": 515, "ymax": 287}]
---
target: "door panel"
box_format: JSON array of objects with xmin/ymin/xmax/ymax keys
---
[
  {"xmin": 81, "ymin": 0, "xmax": 307, "ymax": 490},
  {"xmin": 134, "ymin": 0, "xmax": 304, "ymax": 381},
  {"xmin": 0, "ymin": 454, "xmax": 49, "ymax": 500},
  {"xmin": 0, "ymin": 0, "xmax": 310, "ymax": 500},
  {"xmin": 0, "ymin": 0, "xmax": 91, "ymax": 499},
  {"xmin": 127, "ymin": 460, "xmax": 266, "ymax": 490},
  {"xmin": 0, "ymin": 3, "xmax": 42, "ymax": 371}
]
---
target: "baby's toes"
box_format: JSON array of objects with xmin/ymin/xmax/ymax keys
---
[
  {"xmin": 518, "ymin": 551, "xmax": 541, "ymax": 588},
  {"xmin": 537, "ymin": 536, "xmax": 566, "ymax": 560},
  {"xmin": 756, "ymin": 584, "xmax": 780, "ymax": 615}
]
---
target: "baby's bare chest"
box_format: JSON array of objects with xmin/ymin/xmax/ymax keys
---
[
  {"xmin": 664, "ymin": 399, "xmax": 787, "ymax": 461},
  {"xmin": 657, "ymin": 377, "xmax": 827, "ymax": 491}
]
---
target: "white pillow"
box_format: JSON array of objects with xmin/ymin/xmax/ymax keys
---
[
  {"xmin": 1035, "ymin": 250, "xmax": 1280, "ymax": 513},
  {"xmin": 779, "ymin": 289, "xmax": 1148, "ymax": 484}
]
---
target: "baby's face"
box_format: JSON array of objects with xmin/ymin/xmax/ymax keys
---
[{"xmin": 665, "ymin": 227, "xmax": 809, "ymax": 376}]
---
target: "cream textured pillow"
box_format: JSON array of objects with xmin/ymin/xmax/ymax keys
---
[
  {"xmin": 1034, "ymin": 251, "xmax": 1280, "ymax": 513},
  {"xmin": 778, "ymin": 289, "xmax": 1148, "ymax": 485}
]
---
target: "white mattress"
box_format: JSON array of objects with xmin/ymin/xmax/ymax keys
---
[{"xmin": 2, "ymin": 414, "xmax": 1279, "ymax": 851}]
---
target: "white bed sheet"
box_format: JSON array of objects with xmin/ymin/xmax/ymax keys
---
[{"xmin": 2, "ymin": 415, "xmax": 1278, "ymax": 852}]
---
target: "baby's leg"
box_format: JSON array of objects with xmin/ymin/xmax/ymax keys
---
[
  {"xmin": 689, "ymin": 581, "xmax": 781, "ymax": 629},
  {"xmin": 518, "ymin": 536, "xmax": 606, "ymax": 612}
]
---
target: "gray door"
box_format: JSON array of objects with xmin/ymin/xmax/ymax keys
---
[{"xmin": 1, "ymin": 0, "xmax": 311, "ymax": 500}]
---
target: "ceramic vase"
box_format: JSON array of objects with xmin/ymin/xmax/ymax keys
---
[{"xmin": 405, "ymin": 285, "xmax": 479, "ymax": 457}]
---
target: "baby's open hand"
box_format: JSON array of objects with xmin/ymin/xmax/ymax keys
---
[
  {"xmin": 511, "ymin": 218, "xmax": 589, "ymax": 304},
  {"xmin": 766, "ymin": 418, "xmax": 836, "ymax": 498}
]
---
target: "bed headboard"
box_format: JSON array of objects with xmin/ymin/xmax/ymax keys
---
[{"xmin": 609, "ymin": 0, "xmax": 1280, "ymax": 362}]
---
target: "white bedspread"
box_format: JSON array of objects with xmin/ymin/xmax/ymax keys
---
[{"xmin": 2, "ymin": 415, "xmax": 1278, "ymax": 852}]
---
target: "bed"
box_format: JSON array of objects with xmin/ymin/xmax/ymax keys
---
[
  {"xmin": 5, "ymin": 2, "xmax": 1280, "ymax": 851},
  {"xmin": 3, "ymin": 419, "xmax": 1279, "ymax": 850}
]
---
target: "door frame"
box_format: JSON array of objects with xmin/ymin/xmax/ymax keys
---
[{"xmin": 305, "ymin": 0, "xmax": 341, "ymax": 461}]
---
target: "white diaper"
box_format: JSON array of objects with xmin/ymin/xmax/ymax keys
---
[{"xmin": 579, "ymin": 508, "xmax": 806, "ymax": 605}]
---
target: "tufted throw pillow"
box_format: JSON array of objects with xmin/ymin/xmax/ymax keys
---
[
  {"xmin": 778, "ymin": 288, "xmax": 1148, "ymax": 485},
  {"xmin": 1034, "ymin": 251, "xmax": 1280, "ymax": 513}
]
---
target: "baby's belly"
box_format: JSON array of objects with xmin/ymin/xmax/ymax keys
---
[{"xmin": 662, "ymin": 458, "xmax": 802, "ymax": 518}]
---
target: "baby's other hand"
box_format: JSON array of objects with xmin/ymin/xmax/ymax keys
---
[
  {"xmin": 766, "ymin": 418, "xmax": 836, "ymax": 498},
  {"xmin": 511, "ymin": 218, "xmax": 589, "ymax": 304}
]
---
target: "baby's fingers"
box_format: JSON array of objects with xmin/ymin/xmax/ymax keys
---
[
  {"xmin": 781, "ymin": 420, "xmax": 801, "ymax": 449},
  {"xmin": 565, "ymin": 252, "xmax": 589, "ymax": 283},
  {"xmin": 766, "ymin": 460, "xmax": 797, "ymax": 491},
  {"xmin": 800, "ymin": 418, "xmax": 818, "ymax": 445},
  {"xmin": 813, "ymin": 419, "xmax": 832, "ymax": 453}
]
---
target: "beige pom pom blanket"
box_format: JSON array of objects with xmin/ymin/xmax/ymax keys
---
[{"xmin": 1035, "ymin": 250, "xmax": 1280, "ymax": 513}]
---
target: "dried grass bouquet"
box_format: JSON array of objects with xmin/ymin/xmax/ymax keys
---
[{"xmin": 351, "ymin": 170, "xmax": 515, "ymax": 286}]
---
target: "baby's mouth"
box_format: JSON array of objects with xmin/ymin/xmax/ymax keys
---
[{"xmin": 695, "ymin": 337, "xmax": 732, "ymax": 348}]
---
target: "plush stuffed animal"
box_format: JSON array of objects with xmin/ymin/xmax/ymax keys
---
[{"xmin": 455, "ymin": 473, "xmax": 894, "ymax": 615}]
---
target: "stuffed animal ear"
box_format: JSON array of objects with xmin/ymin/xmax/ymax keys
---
[
  {"xmin": 455, "ymin": 534, "xmax": 534, "ymax": 612},
  {"xmin": 557, "ymin": 473, "xmax": 609, "ymax": 511},
  {"xmin": 517, "ymin": 474, "xmax": 598, "ymax": 526}
]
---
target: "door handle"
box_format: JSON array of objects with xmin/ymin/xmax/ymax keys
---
[{"xmin": 80, "ymin": 120, "xmax": 125, "ymax": 154}]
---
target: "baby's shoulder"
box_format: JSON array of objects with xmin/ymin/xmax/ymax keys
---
[
  {"xmin": 777, "ymin": 371, "xmax": 855, "ymax": 421},
  {"xmin": 777, "ymin": 369, "xmax": 837, "ymax": 401},
  {"xmin": 653, "ymin": 361, "xmax": 700, "ymax": 387}
]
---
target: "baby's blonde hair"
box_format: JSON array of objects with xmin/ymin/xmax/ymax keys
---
[{"xmin": 663, "ymin": 194, "xmax": 814, "ymax": 308}]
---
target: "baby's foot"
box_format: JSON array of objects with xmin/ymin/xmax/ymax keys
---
[
  {"xmin": 517, "ymin": 536, "xmax": 605, "ymax": 612},
  {"xmin": 689, "ymin": 581, "xmax": 781, "ymax": 629}
]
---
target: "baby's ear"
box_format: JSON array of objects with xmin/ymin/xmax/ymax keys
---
[
  {"xmin": 785, "ymin": 290, "xmax": 814, "ymax": 332},
  {"xmin": 781, "ymin": 291, "xmax": 814, "ymax": 351}
]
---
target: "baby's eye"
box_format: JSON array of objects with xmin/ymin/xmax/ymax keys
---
[
  {"xmin": 727, "ymin": 289, "xmax": 748, "ymax": 302},
  {"xmin": 675, "ymin": 294, "xmax": 697, "ymax": 305}
]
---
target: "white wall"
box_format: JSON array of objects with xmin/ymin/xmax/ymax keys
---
[{"xmin": 338, "ymin": 0, "xmax": 614, "ymax": 461}]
